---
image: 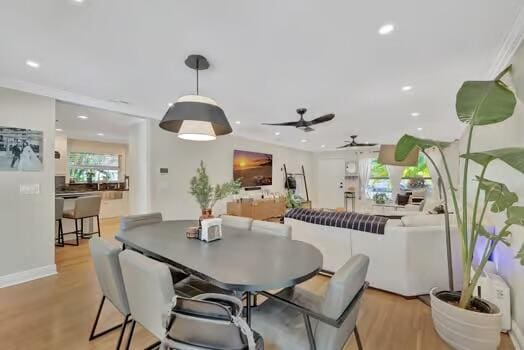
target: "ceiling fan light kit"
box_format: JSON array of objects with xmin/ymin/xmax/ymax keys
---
[{"xmin": 159, "ymin": 54, "xmax": 232, "ymax": 141}]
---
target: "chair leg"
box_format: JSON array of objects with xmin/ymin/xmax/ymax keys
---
[
  {"xmin": 97, "ymin": 215, "xmax": 101, "ymax": 237},
  {"xmin": 75, "ymin": 219, "xmax": 80, "ymax": 245},
  {"xmin": 89, "ymin": 296, "xmax": 131, "ymax": 348},
  {"xmin": 125, "ymin": 320, "xmax": 136, "ymax": 350},
  {"xmin": 354, "ymin": 326, "xmax": 363, "ymax": 350},
  {"xmin": 303, "ymin": 314, "xmax": 317, "ymax": 350},
  {"xmin": 144, "ymin": 341, "xmax": 161, "ymax": 350},
  {"xmin": 116, "ymin": 314, "xmax": 131, "ymax": 350},
  {"xmin": 89, "ymin": 296, "xmax": 106, "ymax": 340},
  {"xmin": 55, "ymin": 219, "xmax": 64, "ymax": 247}
]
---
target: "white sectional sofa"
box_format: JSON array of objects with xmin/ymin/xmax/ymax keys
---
[{"xmin": 285, "ymin": 214, "xmax": 462, "ymax": 297}]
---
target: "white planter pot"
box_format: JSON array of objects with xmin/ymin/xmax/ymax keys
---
[{"xmin": 430, "ymin": 288, "xmax": 502, "ymax": 350}]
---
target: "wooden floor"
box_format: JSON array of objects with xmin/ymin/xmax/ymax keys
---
[{"xmin": 0, "ymin": 217, "xmax": 514, "ymax": 350}]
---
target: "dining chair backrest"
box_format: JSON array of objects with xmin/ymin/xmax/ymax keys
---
[
  {"xmin": 89, "ymin": 237, "xmax": 130, "ymax": 316},
  {"xmin": 221, "ymin": 215, "xmax": 253, "ymax": 230},
  {"xmin": 251, "ymin": 220, "xmax": 291, "ymax": 239},
  {"xmin": 74, "ymin": 195, "xmax": 102, "ymax": 218},
  {"xmin": 315, "ymin": 254, "xmax": 369, "ymax": 350},
  {"xmin": 164, "ymin": 294, "xmax": 257, "ymax": 349},
  {"xmin": 55, "ymin": 197, "xmax": 64, "ymax": 221},
  {"xmin": 120, "ymin": 212, "xmax": 163, "ymax": 231},
  {"xmin": 119, "ymin": 249, "xmax": 175, "ymax": 340}
]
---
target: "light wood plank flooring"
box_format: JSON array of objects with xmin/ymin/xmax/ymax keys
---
[{"xmin": 0, "ymin": 218, "xmax": 514, "ymax": 349}]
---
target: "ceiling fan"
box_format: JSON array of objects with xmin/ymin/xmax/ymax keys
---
[
  {"xmin": 262, "ymin": 108, "xmax": 334, "ymax": 132},
  {"xmin": 337, "ymin": 135, "xmax": 378, "ymax": 149}
]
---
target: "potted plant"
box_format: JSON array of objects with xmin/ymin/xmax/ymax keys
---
[
  {"xmin": 189, "ymin": 161, "xmax": 242, "ymax": 219},
  {"xmin": 394, "ymin": 66, "xmax": 524, "ymax": 349},
  {"xmin": 373, "ymin": 192, "xmax": 387, "ymax": 205}
]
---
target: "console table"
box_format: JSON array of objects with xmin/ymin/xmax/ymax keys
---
[{"xmin": 226, "ymin": 198, "xmax": 286, "ymax": 220}]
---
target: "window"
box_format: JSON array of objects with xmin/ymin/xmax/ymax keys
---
[
  {"xmin": 68, "ymin": 152, "xmax": 120, "ymax": 183},
  {"xmin": 367, "ymin": 155, "xmax": 432, "ymax": 199}
]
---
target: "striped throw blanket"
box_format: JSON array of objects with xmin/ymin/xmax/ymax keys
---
[{"xmin": 285, "ymin": 208, "xmax": 389, "ymax": 235}]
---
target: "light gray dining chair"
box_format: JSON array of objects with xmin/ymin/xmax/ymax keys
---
[
  {"xmin": 252, "ymin": 254, "xmax": 370, "ymax": 350},
  {"xmin": 88, "ymin": 237, "xmax": 131, "ymax": 350},
  {"xmin": 162, "ymin": 293, "xmax": 264, "ymax": 349},
  {"xmin": 55, "ymin": 197, "xmax": 64, "ymax": 247},
  {"xmin": 119, "ymin": 249, "xmax": 173, "ymax": 350},
  {"xmin": 251, "ymin": 220, "xmax": 292, "ymax": 239},
  {"xmin": 221, "ymin": 215, "xmax": 253, "ymax": 230},
  {"xmin": 63, "ymin": 195, "xmax": 102, "ymax": 245}
]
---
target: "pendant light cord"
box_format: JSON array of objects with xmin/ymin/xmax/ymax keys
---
[{"xmin": 196, "ymin": 58, "xmax": 199, "ymax": 95}]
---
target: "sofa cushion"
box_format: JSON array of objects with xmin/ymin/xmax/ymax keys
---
[{"xmin": 401, "ymin": 214, "xmax": 444, "ymax": 227}]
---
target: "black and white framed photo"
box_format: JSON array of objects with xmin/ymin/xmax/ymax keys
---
[{"xmin": 0, "ymin": 127, "xmax": 43, "ymax": 171}]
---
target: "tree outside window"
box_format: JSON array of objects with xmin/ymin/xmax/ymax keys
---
[
  {"xmin": 68, "ymin": 152, "xmax": 120, "ymax": 183},
  {"xmin": 367, "ymin": 154, "xmax": 432, "ymax": 199}
]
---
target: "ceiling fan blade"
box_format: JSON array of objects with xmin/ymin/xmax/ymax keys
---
[
  {"xmin": 262, "ymin": 121, "xmax": 299, "ymax": 126},
  {"xmin": 303, "ymin": 126, "xmax": 315, "ymax": 132},
  {"xmin": 337, "ymin": 144, "xmax": 351, "ymax": 149},
  {"xmin": 310, "ymin": 114, "xmax": 335, "ymax": 125},
  {"xmin": 354, "ymin": 142, "xmax": 378, "ymax": 147}
]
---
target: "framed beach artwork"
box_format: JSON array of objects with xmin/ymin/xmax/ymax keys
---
[{"xmin": 0, "ymin": 127, "xmax": 43, "ymax": 171}]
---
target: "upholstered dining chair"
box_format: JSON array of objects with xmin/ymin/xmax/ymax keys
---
[
  {"xmin": 252, "ymin": 254, "xmax": 370, "ymax": 350},
  {"xmin": 63, "ymin": 195, "xmax": 102, "ymax": 245},
  {"xmin": 55, "ymin": 197, "xmax": 65, "ymax": 247},
  {"xmin": 221, "ymin": 215, "xmax": 253, "ymax": 230},
  {"xmin": 118, "ymin": 249, "xmax": 177, "ymax": 350},
  {"xmin": 162, "ymin": 293, "xmax": 264, "ymax": 350},
  {"xmin": 251, "ymin": 220, "xmax": 292, "ymax": 239},
  {"xmin": 88, "ymin": 237, "xmax": 131, "ymax": 350}
]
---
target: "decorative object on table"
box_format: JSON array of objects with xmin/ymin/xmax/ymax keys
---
[
  {"xmin": 285, "ymin": 190, "xmax": 301, "ymax": 209},
  {"xmin": 199, "ymin": 218, "xmax": 223, "ymax": 243},
  {"xmin": 185, "ymin": 226, "xmax": 200, "ymax": 239},
  {"xmin": 373, "ymin": 193, "xmax": 387, "ymax": 205},
  {"xmin": 0, "ymin": 127, "xmax": 43, "ymax": 171},
  {"xmin": 233, "ymin": 149, "xmax": 272, "ymax": 187},
  {"xmin": 159, "ymin": 54, "xmax": 232, "ymax": 141},
  {"xmin": 189, "ymin": 161, "xmax": 242, "ymax": 219},
  {"xmin": 262, "ymin": 107, "xmax": 335, "ymax": 132},
  {"xmin": 395, "ymin": 65, "xmax": 524, "ymax": 349}
]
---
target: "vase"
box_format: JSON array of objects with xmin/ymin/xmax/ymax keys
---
[
  {"xmin": 200, "ymin": 208, "xmax": 213, "ymax": 220},
  {"xmin": 430, "ymin": 288, "xmax": 502, "ymax": 350}
]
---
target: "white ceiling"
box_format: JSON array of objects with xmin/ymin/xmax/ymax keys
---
[
  {"xmin": 56, "ymin": 101, "xmax": 141, "ymax": 143},
  {"xmin": 0, "ymin": 0, "xmax": 523, "ymax": 151}
]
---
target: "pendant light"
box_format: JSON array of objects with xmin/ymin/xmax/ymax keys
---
[{"xmin": 159, "ymin": 55, "xmax": 232, "ymax": 141}]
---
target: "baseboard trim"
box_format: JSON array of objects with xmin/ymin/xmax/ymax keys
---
[
  {"xmin": 0, "ymin": 264, "xmax": 57, "ymax": 288},
  {"xmin": 510, "ymin": 319, "xmax": 524, "ymax": 350}
]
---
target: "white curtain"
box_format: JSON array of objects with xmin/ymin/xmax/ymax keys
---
[
  {"xmin": 358, "ymin": 157, "xmax": 372, "ymax": 200},
  {"xmin": 386, "ymin": 165, "xmax": 405, "ymax": 202}
]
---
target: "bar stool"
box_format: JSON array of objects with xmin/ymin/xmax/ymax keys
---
[
  {"xmin": 55, "ymin": 197, "xmax": 64, "ymax": 247},
  {"xmin": 63, "ymin": 195, "xmax": 102, "ymax": 245}
]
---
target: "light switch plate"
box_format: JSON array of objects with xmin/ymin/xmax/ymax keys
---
[{"xmin": 20, "ymin": 184, "xmax": 40, "ymax": 195}]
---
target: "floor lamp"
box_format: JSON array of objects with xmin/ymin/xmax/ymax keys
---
[{"xmin": 378, "ymin": 145, "xmax": 454, "ymax": 306}]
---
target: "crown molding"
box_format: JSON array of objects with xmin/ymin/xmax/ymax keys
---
[
  {"xmin": 487, "ymin": 6, "xmax": 524, "ymax": 79},
  {"xmin": 0, "ymin": 77, "xmax": 158, "ymax": 120}
]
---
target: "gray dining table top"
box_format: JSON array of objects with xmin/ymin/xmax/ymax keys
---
[{"xmin": 115, "ymin": 220, "xmax": 323, "ymax": 292}]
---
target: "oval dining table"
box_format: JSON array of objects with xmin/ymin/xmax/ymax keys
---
[{"xmin": 115, "ymin": 220, "xmax": 323, "ymax": 326}]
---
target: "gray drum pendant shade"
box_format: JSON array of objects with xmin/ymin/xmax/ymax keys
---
[{"xmin": 159, "ymin": 55, "xmax": 232, "ymax": 141}]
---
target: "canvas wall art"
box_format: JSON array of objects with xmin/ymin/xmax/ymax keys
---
[{"xmin": 0, "ymin": 127, "xmax": 43, "ymax": 171}]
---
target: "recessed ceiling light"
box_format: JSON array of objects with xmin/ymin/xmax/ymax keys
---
[
  {"xmin": 72, "ymin": 0, "xmax": 85, "ymax": 3},
  {"xmin": 168, "ymin": 103, "xmax": 173, "ymax": 107},
  {"xmin": 275, "ymin": 131, "xmax": 280, "ymax": 136},
  {"xmin": 378, "ymin": 23, "xmax": 395, "ymax": 35},
  {"xmin": 77, "ymin": 115, "xmax": 88, "ymax": 119},
  {"xmin": 401, "ymin": 85, "xmax": 413, "ymax": 92},
  {"xmin": 301, "ymin": 139, "xmax": 307, "ymax": 143},
  {"xmin": 321, "ymin": 144, "xmax": 326, "ymax": 148},
  {"xmin": 97, "ymin": 133, "xmax": 104, "ymax": 136},
  {"xmin": 411, "ymin": 112, "xmax": 420, "ymax": 117},
  {"xmin": 25, "ymin": 60, "xmax": 40, "ymax": 68},
  {"xmin": 417, "ymin": 127, "xmax": 423, "ymax": 131},
  {"xmin": 55, "ymin": 128, "xmax": 63, "ymax": 132},
  {"xmin": 235, "ymin": 121, "xmax": 241, "ymax": 125}
]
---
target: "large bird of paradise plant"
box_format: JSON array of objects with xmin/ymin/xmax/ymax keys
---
[{"xmin": 395, "ymin": 66, "xmax": 524, "ymax": 309}]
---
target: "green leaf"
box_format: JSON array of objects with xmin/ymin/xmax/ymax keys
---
[
  {"xmin": 476, "ymin": 177, "xmax": 518, "ymax": 212},
  {"xmin": 394, "ymin": 134, "xmax": 451, "ymax": 162},
  {"xmin": 461, "ymin": 148, "xmax": 524, "ymax": 173},
  {"xmin": 516, "ymin": 244, "xmax": 524, "ymax": 265},
  {"xmin": 456, "ymin": 80, "xmax": 516, "ymax": 125},
  {"xmin": 505, "ymin": 206, "xmax": 524, "ymax": 226},
  {"xmin": 477, "ymin": 225, "xmax": 511, "ymax": 246}
]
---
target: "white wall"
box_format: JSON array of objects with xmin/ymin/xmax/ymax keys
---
[
  {"xmin": 457, "ymin": 54, "xmax": 524, "ymax": 343},
  {"xmin": 129, "ymin": 119, "xmax": 316, "ymax": 220},
  {"xmin": 0, "ymin": 88, "xmax": 56, "ymax": 286}
]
